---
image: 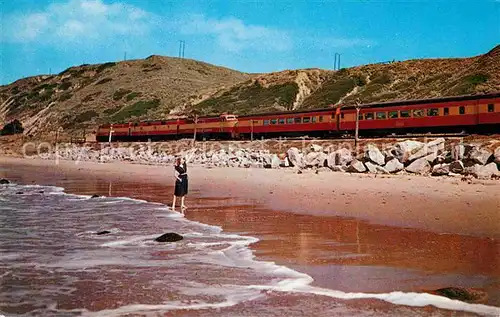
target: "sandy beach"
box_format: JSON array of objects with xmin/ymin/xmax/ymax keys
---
[{"xmin": 1, "ymin": 156, "xmax": 499, "ymax": 315}]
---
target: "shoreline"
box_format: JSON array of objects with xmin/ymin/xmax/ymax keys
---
[
  {"xmin": 1, "ymin": 156, "xmax": 499, "ymax": 238},
  {"xmin": 1, "ymin": 156, "xmax": 500, "ymax": 314}
]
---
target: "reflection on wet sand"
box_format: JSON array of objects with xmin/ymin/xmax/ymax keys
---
[{"xmin": 2, "ymin": 168, "xmax": 499, "ymax": 306}]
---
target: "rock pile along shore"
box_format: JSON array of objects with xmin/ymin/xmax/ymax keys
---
[{"xmin": 42, "ymin": 138, "xmax": 500, "ymax": 180}]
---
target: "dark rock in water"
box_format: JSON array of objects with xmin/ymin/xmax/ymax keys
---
[
  {"xmin": 154, "ymin": 232, "xmax": 183, "ymax": 243},
  {"xmin": 431, "ymin": 287, "xmax": 488, "ymax": 304},
  {"xmin": 0, "ymin": 178, "xmax": 10, "ymax": 184},
  {"xmin": 38, "ymin": 191, "xmax": 44, "ymax": 194},
  {"xmin": 263, "ymin": 164, "xmax": 272, "ymax": 169},
  {"xmin": 96, "ymin": 230, "xmax": 111, "ymax": 235},
  {"xmin": 297, "ymin": 170, "xmax": 303, "ymax": 174},
  {"xmin": 15, "ymin": 191, "xmax": 24, "ymax": 195},
  {"xmin": 90, "ymin": 194, "xmax": 100, "ymax": 198}
]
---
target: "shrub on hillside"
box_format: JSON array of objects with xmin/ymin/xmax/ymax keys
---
[{"xmin": 0, "ymin": 119, "xmax": 24, "ymax": 135}]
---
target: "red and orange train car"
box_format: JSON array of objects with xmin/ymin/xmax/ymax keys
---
[{"xmin": 96, "ymin": 93, "xmax": 500, "ymax": 142}]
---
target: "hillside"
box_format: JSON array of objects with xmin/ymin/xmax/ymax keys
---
[
  {"xmin": 0, "ymin": 56, "xmax": 250, "ymax": 137},
  {"xmin": 1, "ymin": 45, "xmax": 499, "ymax": 138}
]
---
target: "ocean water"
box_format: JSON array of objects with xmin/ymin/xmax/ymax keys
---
[{"xmin": 1, "ymin": 182, "xmax": 499, "ymax": 317}]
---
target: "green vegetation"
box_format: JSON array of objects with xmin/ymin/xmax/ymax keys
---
[
  {"xmin": 302, "ymin": 77, "xmax": 355, "ymax": 108},
  {"xmin": 95, "ymin": 78, "xmax": 113, "ymax": 85},
  {"xmin": 35, "ymin": 83, "xmax": 58, "ymax": 91},
  {"xmin": 449, "ymin": 73, "xmax": 490, "ymax": 95},
  {"xmin": 126, "ymin": 92, "xmax": 142, "ymax": 101},
  {"xmin": 113, "ymin": 89, "xmax": 132, "ymax": 101},
  {"xmin": 58, "ymin": 92, "xmax": 73, "ymax": 102},
  {"xmin": 0, "ymin": 119, "xmax": 24, "ymax": 135},
  {"xmin": 194, "ymin": 81, "xmax": 299, "ymax": 115},
  {"xmin": 74, "ymin": 110, "xmax": 98, "ymax": 123},
  {"xmin": 111, "ymin": 99, "xmax": 160, "ymax": 122},
  {"xmin": 82, "ymin": 91, "xmax": 102, "ymax": 103},
  {"xmin": 39, "ymin": 88, "xmax": 54, "ymax": 101},
  {"xmin": 59, "ymin": 81, "xmax": 72, "ymax": 91},
  {"xmin": 96, "ymin": 62, "xmax": 116, "ymax": 73},
  {"xmin": 370, "ymin": 71, "xmax": 392, "ymax": 85},
  {"xmin": 103, "ymin": 105, "xmax": 123, "ymax": 115}
]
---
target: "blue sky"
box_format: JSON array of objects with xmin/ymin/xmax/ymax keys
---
[{"xmin": 1, "ymin": 0, "xmax": 499, "ymax": 85}]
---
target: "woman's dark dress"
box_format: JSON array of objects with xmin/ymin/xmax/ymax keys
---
[{"xmin": 174, "ymin": 162, "xmax": 188, "ymax": 197}]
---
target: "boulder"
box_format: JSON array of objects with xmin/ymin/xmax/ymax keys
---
[
  {"xmin": 452, "ymin": 144, "xmax": 474, "ymax": 160},
  {"xmin": 365, "ymin": 144, "xmax": 385, "ymax": 166},
  {"xmin": 96, "ymin": 230, "xmax": 111, "ymax": 235},
  {"xmin": 330, "ymin": 165, "xmax": 347, "ymax": 172},
  {"xmin": 407, "ymin": 138, "xmax": 445, "ymax": 162},
  {"xmin": 431, "ymin": 287, "xmax": 488, "ymax": 304},
  {"xmin": 365, "ymin": 162, "xmax": 389, "ymax": 174},
  {"xmin": 449, "ymin": 160, "xmax": 465, "ymax": 174},
  {"xmin": 466, "ymin": 147, "xmax": 493, "ymax": 165},
  {"xmin": 305, "ymin": 152, "xmax": 327, "ymax": 168},
  {"xmin": 495, "ymin": 147, "xmax": 500, "ymax": 164},
  {"xmin": 405, "ymin": 157, "xmax": 431, "ymax": 174},
  {"xmin": 466, "ymin": 163, "xmax": 500, "ymax": 179},
  {"xmin": 154, "ymin": 232, "xmax": 183, "ymax": 243},
  {"xmin": 90, "ymin": 194, "xmax": 100, "ymax": 198},
  {"xmin": 432, "ymin": 151, "xmax": 451, "ymax": 165},
  {"xmin": 310, "ymin": 144, "xmax": 323, "ymax": 152},
  {"xmin": 431, "ymin": 163, "xmax": 450, "ymax": 176},
  {"xmin": 0, "ymin": 178, "xmax": 10, "ymax": 184},
  {"xmin": 270, "ymin": 154, "xmax": 281, "ymax": 168},
  {"xmin": 390, "ymin": 140, "xmax": 425, "ymax": 163},
  {"xmin": 384, "ymin": 158, "xmax": 404, "ymax": 173},
  {"xmin": 328, "ymin": 148, "xmax": 353, "ymax": 167},
  {"xmin": 346, "ymin": 160, "xmax": 367, "ymax": 173},
  {"xmin": 287, "ymin": 147, "xmax": 304, "ymax": 168}
]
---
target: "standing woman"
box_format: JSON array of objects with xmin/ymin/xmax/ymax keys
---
[{"xmin": 172, "ymin": 157, "xmax": 188, "ymax": 211}]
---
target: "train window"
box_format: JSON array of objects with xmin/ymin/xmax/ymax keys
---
[
  {"xmin": 376, "ymin": 112, "xmax": 387, "ymax": 119},
  {"xmin": 278, "ymin": 118, "xmax": 285, "ymax": 124},
  {"xmin": 312, "ymin": 116, "xmax": 317, "ymax": 123},
  {"xmin": 358, "ymin": 114, "xmax": 363, "ymax": 120},
  {"xmin": 161, "ymin": 121, "xmax": 166, "ymax": 125},
  {"xmin": 413, "ymin": 109, "xmax": 425, "ymax": 117},
  {"xmin": 364, "ymin": 113, "xmax": 374, "ymax": 120},
  {"xmin": 488, "ymin": 104, "xmax": 494, "ymax": 112},
  {"xmin": 389, "ymin": 111, "xmax": 398, "ymax": 118},
  {"xmin": 400, "ymin": 110, "xmax": 410, "ymax": 118},
  {"xmin": 459, "ymin": 106, "xmax": 465, "ymax": 115},
  {"xmin": 287, "ymin": 118, "xmax": 294, "ymax": 124},
  {"xmin": 263, "ymin": 120, "xmax": 270, "ymax": 125},
  {"xmin": 134, "ymin": 123, "xmax": 139, "ymax": 126},
  {"xmin": 295, "ymin": 117, "xmax": 302, "ymax": 124},
  {"xmin": 340, "ymin": 113, "xmax": 345, "ymax": 119},
  {"xmin": 444, "ymin": 108, "xmax": 449, "ymax": 115},
  {"xmin": 319, "ymin": 116, "xmax": 323, "ymax": 122},
  {"xmin": 271, "ymin": 119, "xmax": 277, "ymax": 124},
  {"xmin": 427, "ymin": 108, "xmax": 439, "ymax": 116},
  {"xmin": 303, "ymin": 117, "xmax": 311, "ymax": 123}
]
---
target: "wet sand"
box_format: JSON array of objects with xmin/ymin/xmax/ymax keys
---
[{"xmin": 1, "ymin": 157, "xmax": 499, "ymax": 313}]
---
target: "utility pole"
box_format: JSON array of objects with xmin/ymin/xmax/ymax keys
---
[
  {"xmin": 193, "ymin": 114, "xmax": 198, "ymax": 143},
  {"xmin": 354, "ymin": 100, "xmax": 361, "ymax": 149},
  {"xmin": 124, "ymin": 51, "xmax": 127, "ymax": 61},
  {"xmin": 108, "ymin": 124, "xmax": 114, "ymax": 143},
  {"xmin": 251, "ymin": 120, "xmax": 254, "ymax": 141},
  {"xmin": 178, "ymin": 40, "xmax": 185, "ymax": 58},
  {"xmin": 334, "ymin": 53, "xmax": 341, "ymax": 70}
]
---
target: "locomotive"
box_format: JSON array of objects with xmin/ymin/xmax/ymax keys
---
[{"xmin": 96, "ymin": 92, "xmax": 500, "ymax": 142}]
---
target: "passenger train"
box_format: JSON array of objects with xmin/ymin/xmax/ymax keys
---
[{"xmin": 96, "ymin": 93, "xmax": 500, "ymax": 142}]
